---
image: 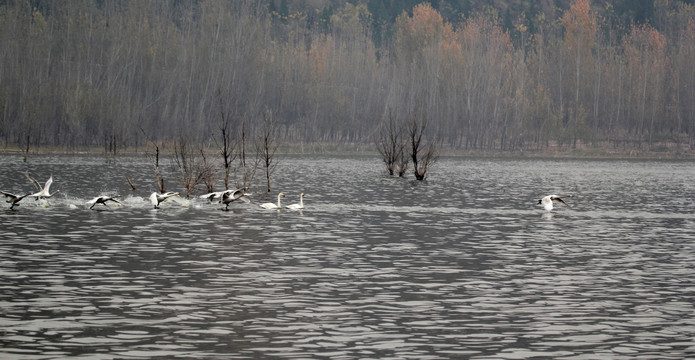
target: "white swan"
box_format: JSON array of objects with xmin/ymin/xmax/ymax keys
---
[
  {"xmin": 30, "ymin": 176, "xmax": 59, "ymax": 200},
  {"xmin": 537, "ymin": 194, "xmax": 571, "ymax": 211},
  {"xmin": 260, "ymin": 192, "xmax": 285, "ymax": 209},
  {"xmin": 150, "ymin": 191, "xmax": 180, "ymax": 209},
  {"xmin": 1, "ymin": 191, "xmax": 31, "ymax": 210},
  {"xmin": 221, "ymin": 188, "xmax": 250, "ymax": 210},
  {"xmin": 87, "ymin": 195, "xmax": 121, "ymax": 210},
  {"xmin": 286, "ymin": 193, "xmax": 304, "ymax": 210}
]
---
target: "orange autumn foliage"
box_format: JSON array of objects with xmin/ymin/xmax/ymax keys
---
[
  {"xmin": 623, "ymin": 24, "xmax": 666, "ymax": 69},
  {"xmin": 394, "ymin": 3, "xmax": 456, "ymax": 64},
  {"xmin": 562, "ymin": 0, "xmax": 597, "ymax": 53}
]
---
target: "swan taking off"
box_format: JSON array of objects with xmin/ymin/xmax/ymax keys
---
[
  {"xmin": 221, "ymin": 188, "xmax": 250, "ymax": 210},
  {"xmin": 87, "ymin": 195, "xmax": 121, "ymax": 210},
  {"xmin": 150, "ymin": 191, "xmax": 180, "ymax": 209},
  {"xmin": 30, "ymin": 176, "xmax": 59, "ymax": 200},
  {"xmin": 260, "ymin": 192, "xmax": 285, "ymax": 210},
  {"xmin": 286, "ymin": 193, "xmax": 304, "ymax": 210},
  {"xmin": 537, "ymin": 194, "xmax": 571, "ymax": 211},
  {"xmin": 1, "ymin": 191, "xmax": 31, "ymax": 210}
]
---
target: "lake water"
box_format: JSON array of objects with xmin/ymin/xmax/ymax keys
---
[{"xmin": 1, "ymin": 154, "xmax": 694, "ymax": 359}]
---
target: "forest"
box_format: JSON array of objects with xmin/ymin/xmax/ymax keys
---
[{"xmin": 1, "ymin": 0, "xmax": 695, "ymax": 155}]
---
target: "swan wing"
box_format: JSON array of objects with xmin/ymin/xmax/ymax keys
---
[
  {"xmin": 149, "ymin": 192, "xmax": 159, "ymax": 206},
  {"xmin": 0, "ymin": 191, "xmax": 17, "ymax": 200},
  {"xmin": 160, "ymin": 192, "xmax": 180, "ymax": 204},
  {"xmin": 222, "ymin": 189, "xmax": 249, "ymax": 204},
  {"xmin": 550, "ymin": 195, "xmax": 570, "ymax": 207},
  {"xmin": 166, "ymin": 192, "xmax": 180, "ymax": 200},
  {"xmin": 200, "ymin": 192, "xmax": 216, "ymax": 200},
  {"xmin": 230, "ymin": 188, "xmax": 247, "ymax": 201},
  {"xmin": 231, "ymin": 188, "xmax": 244, "ymax": 200},
  {"xmin": 43, "ymin": 176, "xmax": 53, "ymax": 193},
  {"xmin": 25, "ymin": 172, "xmax": 41, "ymax": 191},
  {"xmin": 555, "ymin": 198, "xmax": 569, "ymax": 207}
]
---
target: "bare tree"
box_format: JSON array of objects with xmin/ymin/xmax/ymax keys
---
[
  {"xmin": 173, "ymin": 137, "xmax": 195, "ymax": 198},
  {"xmin": 173, "ymin": 136, "xmax": 215, "ymax": 198},
  {"xmin": 200, "ymin": 147, "xmax": 217, "ymax": 193},
  {"xmin": 22, "ymin": 132, "xmax": 30, "ymax": 163},
  {"xmin": 237, "ymin": 115, "xmax": 261, "ymax": 190},
  {"xmin": 376, "ymin": 109, "xmax": 408, "ymax": 176},
  {"xmin": 256, "ymin": 109, "xmax": 279, "ymax": 193},
  {"xmin": 126, "ymin": 176, "xmax": 137, "ymax": 191},
  {"xmin": 408, "ymin": 112, "xmax": 439, "ymax": 181},
  {"xmin": 216, "ymin": 93, "xmax": 235, "ymax": 191},
  {"xmin": 140, "ymin": 126, "xmax": 165, "ymax": 193}
]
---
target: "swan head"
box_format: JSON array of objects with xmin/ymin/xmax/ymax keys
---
[{"xmin": 279, "ymin": 193, "xmax": 285, "ymax": 197}]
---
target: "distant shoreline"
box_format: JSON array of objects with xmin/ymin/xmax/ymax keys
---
[{"xmin": 2, "ymin": 143, "xmax": 693, "ymax": 161}]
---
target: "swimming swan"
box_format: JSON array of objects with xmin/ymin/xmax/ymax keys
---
[
  {"xmin": 150, "ymin": 191, "xmax": 180, "ymax": 209},
  {"xmin": 286, "ymin": 193, "xmax": 304, "ymax": 210},
  {"xmin": 260, "ymin": 193, "xmax": 285, "ymax": 210},
  {"xmin": 1, "ymin": 191, "xmax": 31, "ymax": 210},
  {"xmin": 537, "ymin": 194, "xmax": 571, "ymax": 211},
  {"xmin": 88, "ymin": 195, "xmax": 121, "ymax": 210}
]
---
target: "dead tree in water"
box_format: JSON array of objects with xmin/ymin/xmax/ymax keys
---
[
  {"xmin": 173, "ymin": 136, "xmax": 215, "ymax": 198},
  {"xmin": 125, "ymin": 177, "xmax": 137, "ymax": 191},
  {"xmin": 408, "ymin": 112, "xmax": 439, "ymax": 181},
  {"xmin": 153, "ymin": 143, "xmax": 165, "ymax": 193},
  {"xmin": 216, "ymin": 93, "xmax": 235, "ymax": 191},
  {"xmin": 140, "ymin": 126, "xmax": 165, "ymax": 193},
  {"xmin": 376, "ymin": 109, "xmax": 408, "ymax": 177},
  {"xmin": 104, "ymin": 133, "xmax": 118, "ymax": 164},
  {"xmin": 22, "ymin": 133, "xmax": 30, "ymax": 162},
  {"xmin": 237, "ymin": 115, "xmax": 260, "ymax": 190},
  {"xmin": 200, "ymin": 148, "xmax": 216, "ymax": 193},
  {"xmin": 256, "ymin": 109, "xmax": 279, "ymax": 193}
]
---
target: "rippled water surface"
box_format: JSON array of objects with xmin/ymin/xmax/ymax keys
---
[{"xmin": 1, "ymin": 154, "xmax": 695, "ymax": 359}]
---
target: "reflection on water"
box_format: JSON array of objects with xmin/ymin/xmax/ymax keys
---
[{"xmin": 2, "ymin": 154, "xmax": 695, "ymax": 359}]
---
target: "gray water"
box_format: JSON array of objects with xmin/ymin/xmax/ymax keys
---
[{"xmin": 1, "ymin": 154, "xmax": 694, "ymax": 359}]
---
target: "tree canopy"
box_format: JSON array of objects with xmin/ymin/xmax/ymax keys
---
[{"xmin": 1, "ymin": 0, "xmax": 694, "ymax": 152}]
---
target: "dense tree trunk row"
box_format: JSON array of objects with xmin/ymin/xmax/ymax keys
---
[{"xmin": 1, "ymin": 0, "xmax": 694, "ymax": 153}]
